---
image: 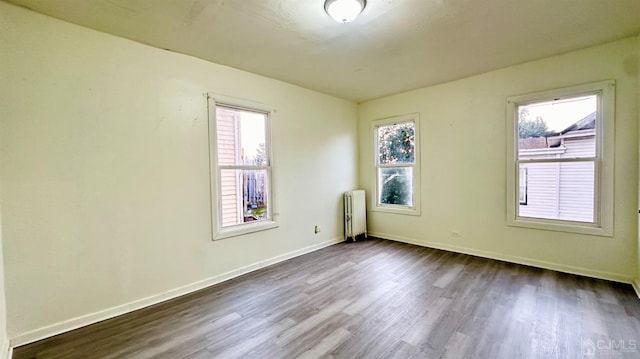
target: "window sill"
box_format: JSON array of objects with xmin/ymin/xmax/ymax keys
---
[
  {"xmin": 213, "ymin": 220, "xmax": 279, "ymax": 240},
  {"xmin": 371, "ymin": 205, "xmax": 421, "ymax": 216},
  {"xmin": 507, "ymin": 217, "xmax": 613, "ymax": 237}
]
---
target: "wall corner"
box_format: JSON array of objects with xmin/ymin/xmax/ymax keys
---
[{"xmin": 633, "ymin": 279, "xmax": 640, "ymax": 299}]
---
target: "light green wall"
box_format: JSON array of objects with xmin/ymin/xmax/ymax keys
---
[
  {"xmin": 0, "ymin": 133, "xmax": 8, "ymax": 358},
  {"xmin": 0, "ymin": 25, "xmax": 8, "ymax": 351},
  {"xmin": 637, "ymin": 33, "xmax": 640, "ymax": 286},
  {"xmin": 0, "ymin": 2, "xmax": 358, "ymax": 339},
  {"xmin": 359, "ymin": 37, "xmax": 639, "ymax": 282}
]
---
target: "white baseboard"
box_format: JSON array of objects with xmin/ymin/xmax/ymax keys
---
[
  {"xmin": 370, "ymin": 231, "xmax": 634, "ymax": 284},
  {"xmin": 10, "ymin": 237, "xmax": 344, "ymax": 348},
  {"xmin": 632, "ymin": 279, "xmax": 640, "ymax": 299}
]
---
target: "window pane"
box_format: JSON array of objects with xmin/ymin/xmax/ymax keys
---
[
  {"xmin": 220, "ymin": 169, "xmax": 269, "ymax": 227},
  {"xmin": 518, "ymin": 161, "xmax": 594, "ymax": 223},
  {"xmin": 216, "ymin": 107, "xmax": 238, "ymax": 166},
  {"xmin": 239, "ymin": 111, "xmax": 267, "ymax": 165},
  {"xmin": 378, "ymin": 122, "xmax": 415, "ymax": 164},
  {"xmin": 379, "ymin": 167, "xmax": 413, "ymax": 206},
  {"xmin": 216, "ymin": 107, "xmax": 267, "ymax": 166},
  {"xmin": 518, "ymin": 95, "xmax": 596, "ymax": 160},
  {"xmin": 519, "ymin": 167, "xmax": 527, "ymax": 205}
]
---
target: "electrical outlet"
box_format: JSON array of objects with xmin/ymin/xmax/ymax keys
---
[
  {"xmin": 314, "ymin": 225, "xmax": 321, "ymax": 234},
  {"xmin": 450, "ymin": 231, "xmax": 461, "ymax": 238}
]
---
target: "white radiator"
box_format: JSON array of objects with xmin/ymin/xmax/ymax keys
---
[{"xmin": 344, "ymin": 190, "xmax": 367, "ymax": 241}]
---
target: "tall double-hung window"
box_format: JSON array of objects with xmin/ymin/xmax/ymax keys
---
[
  {"xmin": 372, "ymin": 114, "xmax": 421, "ymax": 215},
  {"xmin": 506, "ymin": 81, "xmax": 614, "ymax": 236},
  {"xmin": 208, "ymin": 95, "xmax": 277, "ymax": 239}
]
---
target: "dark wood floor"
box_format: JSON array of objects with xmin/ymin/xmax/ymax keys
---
[{"xmin": 13, "ymin": 238, "xmax": 640, "ymax": 359}]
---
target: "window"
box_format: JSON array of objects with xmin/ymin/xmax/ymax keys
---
[
  {"xmin": 372, "ymin": 114, "xmax": 420, "ymax": 215},
  {"xmin": 506, "ymin": 80, "xmax": 615, "ymax": 236},
  {"xmin": 208, "ymin": 95, "xmax": 277, "ymax": 239},
  {"xmin": 519, "ymin": 168, "xmax": 527, "ymax": 205}
]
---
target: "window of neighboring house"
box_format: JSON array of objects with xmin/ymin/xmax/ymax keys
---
[
  {"xmin": 519, "ymin": 167, "xmax": 527, "ymax": 205},
  {"xmin": 506, "ymin": 80, "xmax": 615, "ymax": 236},
  {"xmin": 208, "ymin": 96, "xmax": 277, "ymax": 240},
  {"xmin": 372, "ymin": 114, "xmax": 421, "ymax": 215}
]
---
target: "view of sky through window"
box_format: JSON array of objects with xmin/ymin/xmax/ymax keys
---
[{"xmin": 519, "ymin": 95, "xmax": 596, "ymax": 133}]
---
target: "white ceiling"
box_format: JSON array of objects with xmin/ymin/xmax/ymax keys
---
[{"xmin": 8, "ymin": 0, "xmax": 640, "ymax": 102}]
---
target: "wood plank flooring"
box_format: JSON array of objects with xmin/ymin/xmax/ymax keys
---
[{"xmin": 13, "ymin": 238, "xmax": 640, "ymax": 358}]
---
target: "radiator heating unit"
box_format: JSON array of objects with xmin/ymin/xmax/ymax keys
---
[{"xmin": 344, "ymin": 190, "xmax": 367, "ymax": 241}]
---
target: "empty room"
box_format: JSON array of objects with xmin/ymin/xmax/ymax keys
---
[{"xmin": 1, "ymin": 0, "xmax": 640, "ymax": 358}]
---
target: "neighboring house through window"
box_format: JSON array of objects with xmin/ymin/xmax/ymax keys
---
[
  {"xmin": 519, "ymin": 167, "xmax": 527, "ymax": 205},
  {"xmin": 506, "ymin": 81, "xmax": 615, "ymax": 236},
  {"xmin": 208, "ymin": 95, "xmax": 277, "ymax": 239},
  {"xmin": 517, "ymin": 112, "xmax": 596, "ymax": 222},
  {"xmin": 372, "ymin": 114, "xmax": 421, "ymax": 215}
]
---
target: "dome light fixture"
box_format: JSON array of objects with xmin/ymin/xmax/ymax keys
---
[{"xmin": 324, "ymin": 0, "xmax": 366, "ymax": 23}]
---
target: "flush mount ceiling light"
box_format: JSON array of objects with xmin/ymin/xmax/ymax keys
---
[{"xmin": 324, "ymin": 0, "xmax": 366, "ymax": 23}]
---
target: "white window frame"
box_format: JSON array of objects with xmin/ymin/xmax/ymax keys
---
[
  {"xmin": 506, "ymin": 80, "xmax": 615, "ymax": 236},
  {"xmin": 371, "ymin": 114, "xmax": 421, "ymax": 216},
  {"xmin": 207, "ymin": 94, "xmax": 278, "ymax": 240}
]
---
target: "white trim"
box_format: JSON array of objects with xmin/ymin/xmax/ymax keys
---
[
  {"xmin": 370, "ymin": 113, "xmax": 421, "ymax": 216},
  {"xmin": 506, "ymin": 80, "xmax": 615, "ymax": 236},
  {"xmin": 632, "ymin": 279, "xmax": 640, "ymax": 300},
  {"xmin": 206, "ymin": 93, "xmax": 276, "ymax": 114},
  {"xmin": 508, "ymin": 216, "xmax": 609, "ymax": 236},
  {"xmin": 214, "ymin": 220, "xmax": 279, "ymax": 240},
  {"xmin": 9, "ymin": 237, "xmax": 344, "ymax": 348},
  {"xmin": 1, "ymin": 338, "xmax": 10, "ymax": 359},
  {"xmin": 370, "ymin": 231, "xmax": 633, "ymax": 284}
]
